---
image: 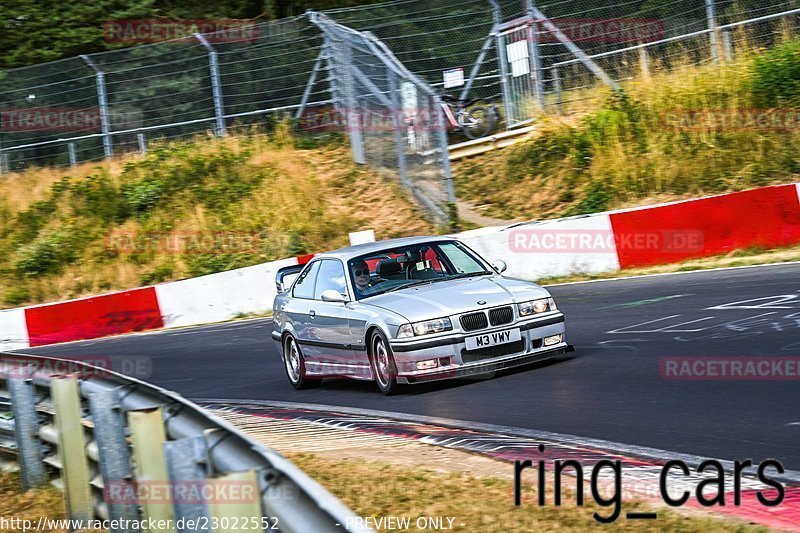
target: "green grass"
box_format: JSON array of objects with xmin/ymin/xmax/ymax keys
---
[{"xmin": 455, "ymin": 38, "xmax": 800, "ymax": 221}]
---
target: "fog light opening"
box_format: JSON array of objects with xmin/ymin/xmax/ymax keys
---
[
  {"xmin": 544, "ymin": 334, "xmax": 563, "ymax": 347},
  {"xmin": 416, "ymin": 359, "xmax": 440, "ymax": 370}
]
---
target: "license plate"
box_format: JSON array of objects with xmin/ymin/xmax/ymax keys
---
[{"xmin": 465, "ymin": 328, "xmax": 521, "ymax": 351}]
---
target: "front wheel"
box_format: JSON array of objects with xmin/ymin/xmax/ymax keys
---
[
  {"xmin": 370, "ymin": 331, "xmax": 401, "ymax": 395},
  {"xmin": 283, "ymin": 335, "xmax": 321, "ymax": 390},
  {"xmin": 460, "ymin": 106, "xmax": 496, "ymax": 139}
]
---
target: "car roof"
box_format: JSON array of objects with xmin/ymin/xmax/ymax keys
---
[{"xmin": 315, "ymin": 235, "xmax": 456, "ymax": 261}]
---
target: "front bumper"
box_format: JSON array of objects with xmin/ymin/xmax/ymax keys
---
[
  {"xmin": 389, "ymin": 313, "xmax": 569, "ymax": 384},
  {"xmin": 397, "ymin": 344, "xmax": 573, "ymax": 384}
]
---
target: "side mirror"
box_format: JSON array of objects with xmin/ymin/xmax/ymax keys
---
[
  {"xmin": 491, "ymin": 260, "xmax": 508, "ymax": 274},
  {"xmin": 321, "ymin": 289, "xmax": 348, "ymax": 303}
]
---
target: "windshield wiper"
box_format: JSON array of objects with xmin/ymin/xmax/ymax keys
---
[
  {"xmin": 382, "ymin": 280, "xmax": 438, "ymax": 293},
  {"xmin": 446, "ymin": 271, "xmax": 492, "ymax": 280},
  {"xmin": 380, "ymin": 272, "xmax": 489, "ymax": 294}
]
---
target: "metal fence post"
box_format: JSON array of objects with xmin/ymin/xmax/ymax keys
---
[
  {"xmin": 489, "ymin": 0, "xmax": 513, "ymax": 131},
  {"xmin": 195, "ymin": 33, "xmax": 226, "ymax": 137},
  {"xmin": 8, "ymin": 378, "xmax": 47, "ymax": 490},
  {"xmin": 137, "ymin": 133, "xmax": 147, "ymax": 155},
  {"xmin": 552, "ymin": 66, "xmax": 562, "ymax": 113},
  {"xmin": 459, "ymin": 31, "xmax": 497, "ymax": 101},
  {"xmin": 89, "ymin": 389, "xmax": 140, "ymax": 533},
  {"xmin": 639, "ymin": 44, "xmax": 651, "ymax": 79},
  {"xmin": 706, "ymin": 0, "xmax": 720, "ymax": 64},
  {"xmin": 527, "ymin": 5, "xmax": 619, "ymax": 91},
  {"xmin": 51, "ymin": 375, "xmax": 94, "ymax": 521},
  {"xmin": 128, "ymin": 407, "xmax": 176, "ymax": 532},
  {"xmin": 68, "ymin": 143, "xmax": 78, "ymax": 167},
  {"xmin": 164, "ymin": 437, "xmax": 212, "ymax": 533},
  {"xmin": 525, "ymin": 0, "xmax": 546, "ymax": 109},
  {"xmin": 722, "ymin": 30, "xmax": 734, "ymax": 61},
  {"xmin": 388, "ymin": 70, "xmax": 412, "ymax": 192},
  {"xmin": 295, "ymin": 48, "xmax": 327, "ymax": 121},
  {"xmin": 80, "ymin": 55, "xmax": 113, "ymax": 159}
]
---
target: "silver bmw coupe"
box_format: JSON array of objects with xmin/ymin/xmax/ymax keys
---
[{"xmin": 272, "ymin": 236, "xmax": 572, "ymax": 394}]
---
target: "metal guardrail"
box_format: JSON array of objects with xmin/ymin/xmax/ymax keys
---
[
  {"xmin": 447, "ymin": 125, "xmax": 537, "ymax": 161},
  {"xmin": 0, "ymin": 353, "xmax": 367, "ymax": 533}
]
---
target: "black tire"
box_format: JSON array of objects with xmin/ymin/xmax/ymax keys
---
[
  {"xmin": 369, "ymin": 330, "xmax": 401, "ymax": 395},
  {"xmin": 460, "ymin": 106, "xmax": 495, "ymax": 139},
  {"xmin": 282, "ymin": 335, "xmax": 321, "ymax": 390}
]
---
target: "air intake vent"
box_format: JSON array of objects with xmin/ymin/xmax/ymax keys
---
[
  {"xmin": 460, "ymin": 312, "xmax": 488, "ymax": 331},
  {"xmin": 489, "ymin": 306, "xmax": 513, "ymax": 326}
]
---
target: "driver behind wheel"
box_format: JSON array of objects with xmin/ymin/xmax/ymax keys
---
[{"xmin": 351, "ymin": 259, "xmax": 372, "ymax": 297}]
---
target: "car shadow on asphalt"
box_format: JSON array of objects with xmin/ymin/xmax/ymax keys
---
[{"xmin": 315, "ymin": 353, "xmax": 578, "ymax": 396}]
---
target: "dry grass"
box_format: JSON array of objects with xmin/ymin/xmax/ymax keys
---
[
  {"xmin": 0, "ymin": 471, "xmax": 102, "ymax": 533},
  {"xmin": 0, "ymin": 132, "xmax": 433, "ymax": 309},
  {"xmin": 287, "ymin": 453, "xmax": 764, "ymax": 533}
]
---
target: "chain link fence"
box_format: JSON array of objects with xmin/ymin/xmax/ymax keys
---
[{"xmin": 1, "ymin": 1, "xmax": 799, "ymax": 223}]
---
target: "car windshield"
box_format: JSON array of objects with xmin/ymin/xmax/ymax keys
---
[{"xmin": 347, "ymin": 240, "xmax": 491, "ymax": 300}]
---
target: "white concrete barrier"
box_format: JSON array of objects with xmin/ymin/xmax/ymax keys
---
[{"xmin": 0, "ymin": 308, "xmax": 29, "ymax": 350}]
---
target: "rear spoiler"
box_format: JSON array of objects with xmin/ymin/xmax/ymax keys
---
[{"xmin": 275, "ymin": 264, "xmax": 306, "ymax": 292}]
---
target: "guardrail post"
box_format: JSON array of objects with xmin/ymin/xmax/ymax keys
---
[
  {"xmin": 207, "ymin": 470, "xmax": 263, "ymax": 533},
  {"xmin": 137, "ymin": 133, "xmax": 147, "ymax": 155},
  {"xmin": 68, "ymin": 143, "xmax": 78, "ymax": 167},
  {"xmin": 89, "ymin": 389, "xmax": 140, "ymax": 532},
  {"xmin": 80, "ymin": 55, "xmax": 113, "ymax": 159},
  {"xmin": 51, "ymin": 375, "xmax": 94, "ymax": 521},
  {"xmin": 195, "ymin": 33, "xmax": 226, "ymax": 137},
  {"xmin": 0, "ymin": 150, "xmax": 8, "ymax": 175},
  {"xmin": 164, "ymin": 437, "xmax": 211, "ymax": 533},
  {"xmin": 129, "ymin": 407, "xmax": 176, "ymax": 532},
  {"xmin": 706, "ymin": 0, "xmax": 720, "ymax": 64},
  {"xmin": 8, "ymin": 378, "xmax": 48, "ymax": 490}
]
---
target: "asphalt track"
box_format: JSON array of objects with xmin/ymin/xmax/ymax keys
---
[{"xmin": 20, "ymin": 263, "xmax": 800, "ymax": 469}]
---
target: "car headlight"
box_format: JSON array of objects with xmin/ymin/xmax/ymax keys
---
[
  {"xmin": 397, "ymin": 318, "xmax": 453, "ymax": 338},
  {"xmin": 518, "ymin": 298, "xmax": 554, "ymax": 316}
]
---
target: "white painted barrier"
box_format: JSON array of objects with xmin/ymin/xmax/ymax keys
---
[
  {"xmin": 454, "ymin": 213, "xmax": 621, "ymax": 280},
  {"xmin": 155, "ymin": 257, "xmax": 299, "ymax": 328},
  {"xmin": 0, "ymin": 308, "xmax": 29, "ymax": 350}
]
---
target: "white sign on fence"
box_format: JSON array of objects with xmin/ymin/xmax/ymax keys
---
[
  {"xmin": 506, "ymin": 41, "xmax": 530, "ymax": 77},
  {"xmin": 443, "ymin": 68, "xmax": 465, "ymax": 88},
  {"xmin": 400, "ymin": 82, "xmax": 418, "ymax": 120}
]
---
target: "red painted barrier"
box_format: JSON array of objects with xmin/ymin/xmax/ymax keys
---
[
  {"xmin": 25, "ymin": 287, "xmax": 163, "ymax": 347},
  {"xmin": 609, "ymin": 185, "xmax": 800, "ymax": 269}
]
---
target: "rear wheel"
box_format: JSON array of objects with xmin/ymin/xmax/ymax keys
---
[
  {"xmin": 370, "ymin": 330, "xmax": 401, "ymax": 395},
  {"xmin": 460, "ymin": 106, "xmax": 495, "ymax": 139},
  {"xmin": 283, "ymin": 335, "xmax": 320, "ymax": 390}
]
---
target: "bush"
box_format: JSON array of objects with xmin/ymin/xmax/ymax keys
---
[
  {"xmin": 3, "ymin": 286, "xmax": 30, "ymax": 307},
  {"xmin": 750, "ymin": 39, "xmax": 800, "ymax": 107},
  {"xmin": 69, "ymin": 173, "xmax": 128, "ymax": 222},
  {"xmin": 139, "ymin": 264, "xmax": 174, "ymax": 285},
  {"xmin": 570, "ymin": 180, "xmax": 614, "ymax": 214},
  {"xmin": 122, "ymin": 178, "xmax": 165, "ymax": 215},
  {"xmin": 15, "ymin": 227, "xmax": 84, "ymax": 275}
]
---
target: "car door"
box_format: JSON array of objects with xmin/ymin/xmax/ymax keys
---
[
  {"xmin": 307, "ymin": 259, "xmax": 362, "ymax": 376},
  {"xmin": 284, "ymin": 260, "xmax": 320, "ymax": 366}
]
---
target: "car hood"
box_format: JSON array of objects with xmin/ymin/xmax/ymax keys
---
[{"xmin": 363, "ymin": 276, "xmax": 550, "ymax": 321}]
